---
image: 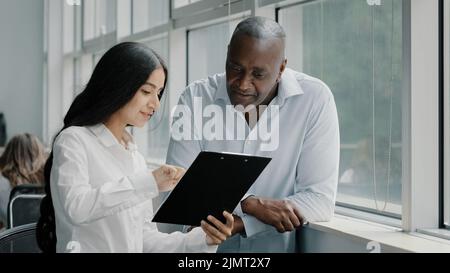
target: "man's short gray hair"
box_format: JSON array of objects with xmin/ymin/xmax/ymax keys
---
[{"xmin": 231, "ymin": 16, "xmax": 286, "ymax": 40}]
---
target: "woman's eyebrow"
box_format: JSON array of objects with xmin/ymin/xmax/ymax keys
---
[{"xmin": 143, "ymin": 82, "xmax": 157, "ymax": 88}]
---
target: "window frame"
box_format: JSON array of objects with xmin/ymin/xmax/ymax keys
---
[{"xmin": 443, "ymin": 0, "xmax": 450, "ymax": 229}]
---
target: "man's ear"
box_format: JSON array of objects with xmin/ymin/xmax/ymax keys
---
[{"xmin": 277, "ymin": 59, "xmax": 287, "ymax": 82}]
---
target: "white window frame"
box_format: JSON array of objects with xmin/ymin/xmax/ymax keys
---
[
  {"xmin": 403, "ymin": 0, "xmax": 440, "ymax": 232},
  {"xmin": 444, "ymin": 0, "xmax": 450, "ymax": 228}
]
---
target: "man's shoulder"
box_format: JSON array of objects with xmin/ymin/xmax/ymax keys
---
[
  {"xmin": 180, "ymin": 73, "xmax": 225, "ymax": 102},
  {"xmin": 287, "ymin": 68, "xmax": 333, "ymax": 101}
]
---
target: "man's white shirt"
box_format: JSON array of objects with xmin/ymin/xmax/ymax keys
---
[{"xmin": 167, "ymin": 68, "xmax": 340, "ymax": 252}]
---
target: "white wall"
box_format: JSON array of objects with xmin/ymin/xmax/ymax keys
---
[{"xmin": 0, "ymin": 0, "xmax": 44, "ymax": 142}]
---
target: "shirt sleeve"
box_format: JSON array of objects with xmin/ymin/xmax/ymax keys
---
[
  {"xmin": 51, "ymin": 131, "xmax": 159, "ymax": 226},
  {"xmin": 287, "ymin": 90, "xmax": 340, "ymax": 223},
  {"xmin": 241, "ymin": 89, "xmax": 340, "ymax": 238},
  {"xmin": 143, "ymin": 223, "xmax": 217, "ymax": 253}
]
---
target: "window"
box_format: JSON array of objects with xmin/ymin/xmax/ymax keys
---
[
  {"xmin": 63, "ymin": 2, "xmax": 82, "ymax": 53},
  {"xmin": 62, "ymin": 58, "xmax": 75, "ymax": 115},
  {"xmin": 83, "ymin": 0, "xmax": 117, "ymax": 41},
  {"xmin": 74, "ymin": 55, "xmax": 93, "ymax": 96},
  {"xmin": 444, "ymin": 0, "xmax": 450, "ymax": 227},
  {"xmin": 173, "ymin": 0, "xmax": 201, "ymax": 9},
  {"xmin": 132, "ymin": 37, "xmax": 170, "ymax": 163},
  {"xmin": 63, "ymin": 2, "xmax": 74, "ymax": 53},
  {"xmin": 279, "ymin": 0, "xmax": 403, "ymax": 217},
  {"xmin": 187, "ymin": 19, "xmax": 240, "ymax": 84},
  {"xmin": 132, "ymin": 0, "xmax": 169, "ymax": 33}
]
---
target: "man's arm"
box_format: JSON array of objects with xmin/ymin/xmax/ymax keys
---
[{"xmin": 239, "ymin": 90, "xmax": 340, "ymax": 237}]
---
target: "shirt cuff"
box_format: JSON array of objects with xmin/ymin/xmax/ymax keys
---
[
  {"xmin": 233, "ymin": 194, "xmax": 254, "ymax": 217},
  {"xmin": 241, "ymin": 214, "xmax": 274, "ymax": 238},
  {"xmin": 186, "ymin": 227, "xmax": 218, "ymax": 253},
  {"xmin": 128, "ymin": 169, "xmax": 158, "ymax": 198}
]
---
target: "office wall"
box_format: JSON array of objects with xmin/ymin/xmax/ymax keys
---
[{"xmin": 0, "ymin": 0, "xmax": 44, "ymax": 142}]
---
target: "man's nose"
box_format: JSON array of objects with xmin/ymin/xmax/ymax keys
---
[{"xmin": 238, "ymin": 73, "xmax": 253, "ymax": 91}]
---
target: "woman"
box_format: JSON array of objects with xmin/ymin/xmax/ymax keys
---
[
  {"xmin": 36, "ymin": 42, "xmax": 233, "ymax": 253},
  {"xmin": 0, "ymin": 133, "xmax": 47, "ymax": 228}
]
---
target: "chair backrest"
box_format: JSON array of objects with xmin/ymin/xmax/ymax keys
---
[
  {"xmin": 0, "ymin": 223, "xmax": 40, "ymax": 253},
  {"xmin": 7, "ymin": 194, "xmax": 45, "ymax": 229},
  {"xmin": 9, "ymin": 184, "xmax": 44, "ymax": 199}
]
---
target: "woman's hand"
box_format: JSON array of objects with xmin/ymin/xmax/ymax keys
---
[
  {"xmin": 201, "ymin": 211, "xmax": 234, "ymax": 245},
  {"xmin": 152, "ymin": 165, "xmax": 185, "ymax": 192}
]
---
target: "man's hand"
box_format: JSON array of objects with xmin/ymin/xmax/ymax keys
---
[
  {"xmin": 152, "ymin": 165, "xmax": 186, "ymax": 192},
  {"xmin": 241, "ymin": 196, "xmax": 304, "ymax": 233}
]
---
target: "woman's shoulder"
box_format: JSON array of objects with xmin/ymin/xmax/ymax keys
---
[{"xmin": 54, "ymin": 126, "xmax": 94, "ymax": 147}]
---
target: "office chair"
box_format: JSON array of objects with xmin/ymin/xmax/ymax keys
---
[
  {"xmin": 9, "ymin": 184, "xmax": 44, "ymax": 198},
  {"xmin": 0, "ymin": 223, "xmax": 41, "ymax": 253},
  {"xmin": 7, "ymin": 185, "xmax": 45, "ymax": 228}
]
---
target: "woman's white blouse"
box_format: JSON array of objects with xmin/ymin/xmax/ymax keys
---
[{"xmin": 51, "ymin": 124, "xmax": 215, "ymax": 253}]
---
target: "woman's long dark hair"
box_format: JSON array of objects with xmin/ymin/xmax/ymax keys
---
[{"xmin": 36, "ymin": 42, "xmax": 168, "ymax": 253}]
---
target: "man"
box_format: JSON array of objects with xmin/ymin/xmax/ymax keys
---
[{"xmin": 166, "ymin": 16, "xmax": 340, "ymax": 252}]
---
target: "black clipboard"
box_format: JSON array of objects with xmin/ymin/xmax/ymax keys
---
[{"xmin": 152, "ymin": 151, "xmax": 271, "ymax": 226}]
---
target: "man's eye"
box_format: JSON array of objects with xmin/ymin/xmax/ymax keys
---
[
  {"xmin": 228, "ymin": 63, "xmax": 241, "ymax": 72},
  {"xmin": 253, "ymin": 73, "xmax": 264, "ymax": 79}
]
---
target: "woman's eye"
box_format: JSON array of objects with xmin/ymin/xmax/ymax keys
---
[{"xmin": 142, "ymin": 90, "xmax": 152, "ymax": 95}]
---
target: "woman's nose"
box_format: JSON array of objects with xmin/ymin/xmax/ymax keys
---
[{"xmin": 148, "ymin": 95, "xmax": 160, "ymax": 111}]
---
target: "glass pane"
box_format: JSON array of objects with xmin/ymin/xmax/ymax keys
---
[
  {"xmin": 187, "ymin": 20, "xmax": 240, "ymax": 84},
  {"xmin": 132, "ymin": 0, "xmax": 169, "ymax": 33},
  {"xmin": 63, "ymin": 3, "xmax": 74, "ymax": 53},
  {"xmin": 173, "ymin": 0, "xmax": 201, "ymax": 9},
  {"xmin": 279, "ymin": 0, "xmax": 403, "ymax": 216},
  {"xmin": 83, "ymin": 0, "xmax": 116, "ymax": 41},
  {"xmin": 117, "ymin": 0, "xmax": 132, "ymax": 38},
  {"xmin": 83, "ymin": 0, "xmax": 95, "ymax": 40},
  {"xmin": 74, "ymin": 55, "xmax": 93, "ymax": 96},
  {"xmin": 62, "ymin": 58, "xmax": 75, "ymax": 114},
  {"xmin": 132, "ymin": 37, "xmax": 170, "ymax": 163},
  {"xmin": 74, "ymin": 4, "xmax": 83, "ymax": 51}
]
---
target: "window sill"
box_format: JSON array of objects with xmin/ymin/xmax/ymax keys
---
[
  {"xmin": 307, "ymin": 214, "xmax": 450, "ymax": 253},
  {"xmin": 416, "ymin": 228, "xmax": 450, "ymax": 241}
]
